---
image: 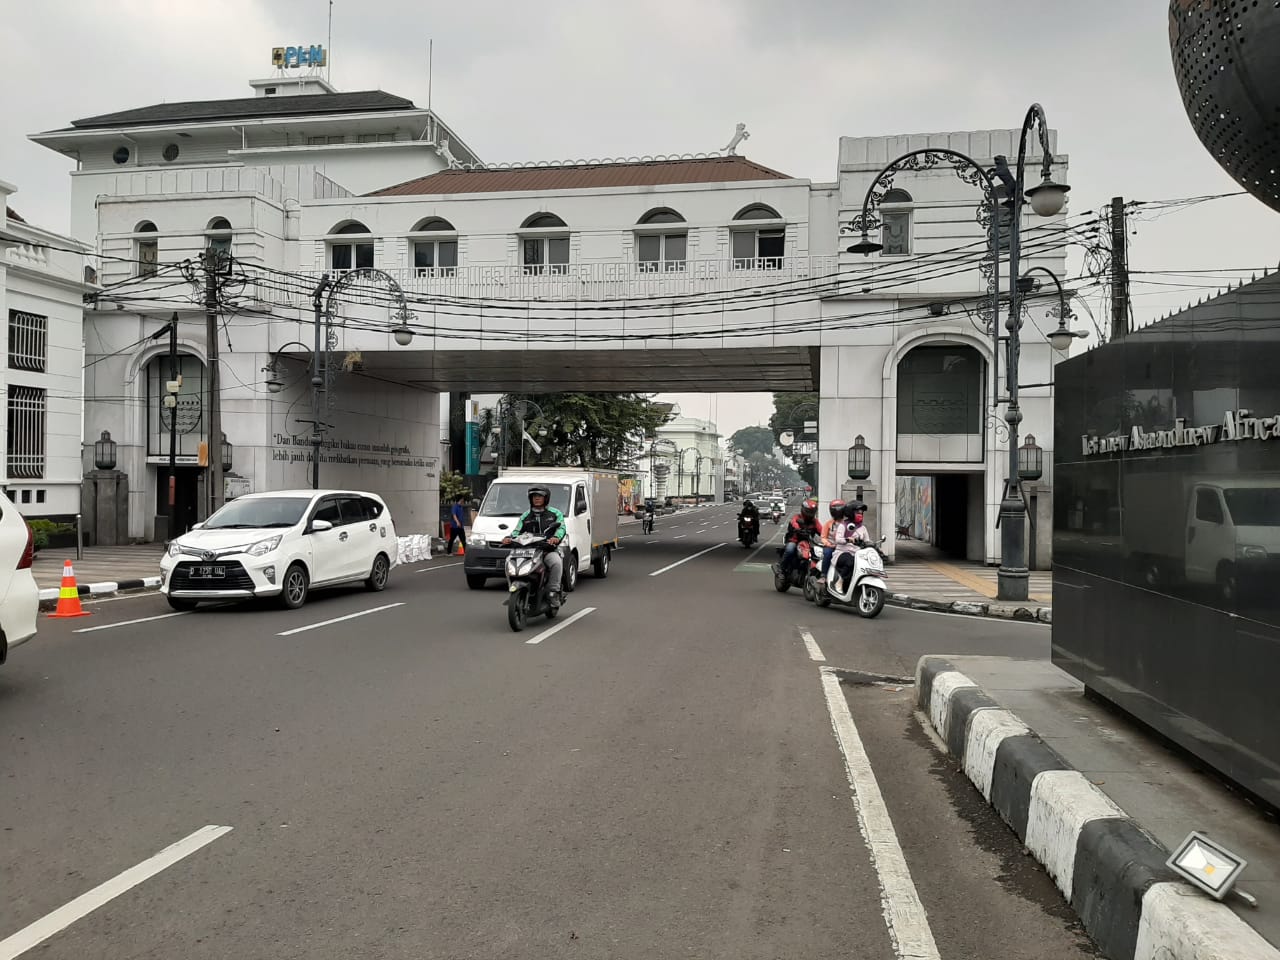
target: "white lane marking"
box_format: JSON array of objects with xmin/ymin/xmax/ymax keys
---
[
  {"xmin": 73, "ymin": 610, "xmax": 190, "ymax": 634},
  {"xmin": 277, "ymin": 602, "xmax": 405, "ymax": 637},
  {"xmin": 525, "ymin": 606, "xmax": 596, "ymax": 645},
  {"xmin": 820, "ymin": 667, "xmax": 941, "ymax": 960},
  {"xmin": 0, "ymin": 824, "xmax": 232, "ymax": 959},
  {"xmin": 415, "ymin": 562, "xmax": 464, "ymax": 573},
  {"xmin": 673, "ymin": 534, "xmax": 688, "ymax": 540},
  {"xmin": 798, "ymin": 627, "xmax": 826, "ymax": 662},
  {"xmin": 648, "ymin": 543, "xmax": 725, "ymax": 577}
]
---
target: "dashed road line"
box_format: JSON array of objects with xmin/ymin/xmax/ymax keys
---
[
  {"xmin": 798, "ymin": 626, "xmax": 826, "ymax": 662},
  {"xmin": 649, "ymin": 543, "xmax": 725, "ymax": 577},
  {"xmin": 415, "ymin": 562, "xmax": 464, "ymax": 573},
  {"xmin": 277, "ymin": 602, "xmax": 405, "ymax": 636},
  {"xmin": 73, "ymin": 611, "xmax": 190, "ymax": 634},
  {"xmin": 525, "ymin": 606, "xmax": 596, "ymax": 645}
]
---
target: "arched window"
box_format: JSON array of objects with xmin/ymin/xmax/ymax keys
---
[
  {"xmin": 521, "ymin": 212, "xmax": 567, "ymax": 229},
  {"xmin": 520, "ymin": 212, "xmax": 569, "ymax": 275},
  {"xmin": 135, "ymin": 221, "xmax": 159, "ymax": 278},
  {"xmin": 205, "ymin": 217, "xmax": 233, "ymax": 257},
  {"xmin": 638, "ymin": 208, "xmax": 685, "ymax": 225},
  {"xmin": 880, "ymin": 190, "xmax": 913, "ymax": 256},
  {"xmin": 730, "ymin": 205, "xmax": 784, "ymax": 270},
  {"xmin": 410, "ymin": 218, "xmax": 458, "ymax": 277},
  {"xmin": 328, "ymin": 220, "xmax": 374, "ymax": 271},
  {"xmin": 897, "ymin": 344, "xmax": 983, "ymax": 440},
  {"xmin": 636, "ymin": 208, "xmax": 688, "ymax": 273}
]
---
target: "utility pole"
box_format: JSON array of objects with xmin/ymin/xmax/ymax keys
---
[
  {"xmin": 203, "ymin": 249, "xmax": 224, "ymax": 517},
  {"xmin": 168, "ymin": 313, "xmax": 178, "ymax": 538},
  {"xmin": 310, "ymin": 275, "xmax": 331, "ymax": 489},
  {"xmin": 1110, "ymin": 196, "xmax": 1130, "ymax": 340}
]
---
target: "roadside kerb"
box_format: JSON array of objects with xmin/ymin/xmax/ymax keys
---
[
  {"xmin": 888, "ymin": 591, "xmax": 1052, "ymax": 623},
  {"xmin": 38, "ymin": 577, "xmax": 163, "ymax": 611},
  {"xmin": 915, "ymin": 655, "xmax": 1279, "ymax": 960}
]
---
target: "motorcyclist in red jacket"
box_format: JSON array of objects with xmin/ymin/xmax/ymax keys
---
[{"xmin": 778, "ymin": 499, "xmax": 821, "ymax": 576}]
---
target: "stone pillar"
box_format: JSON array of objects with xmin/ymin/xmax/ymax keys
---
[
  {"xmin": 840, "ymin": 481, "xmax": 880, "ymax": 542},
  {"xmin": 82, "ymin": 470, "xmax": 129, "ymax": 547}
]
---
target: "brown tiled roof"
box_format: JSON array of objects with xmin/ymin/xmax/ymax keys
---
[
  {"xmin": 5, "ymin": 206, "xmax": 24, "ymax": 223},
  {"xmin": 368, "ymin": 156, "xmax": 792, "ymax": 196}
]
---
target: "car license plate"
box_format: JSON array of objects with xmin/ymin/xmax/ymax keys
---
[
  {"xmin": 511, "ymin": 548, "xmax": 537, "ymax": 558},
  {"xmin": 190, "ymin": 565, "xmax": 226, "ymax": 579}
]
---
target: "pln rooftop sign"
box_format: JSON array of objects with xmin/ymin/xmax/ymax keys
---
[
  {"xmin": 1082, "ymin": 409, "xmax": 1280, "ymax": 457},
  {"xmin": 272, "ymin": 45, "xmax": 327, "ymax": 69}
]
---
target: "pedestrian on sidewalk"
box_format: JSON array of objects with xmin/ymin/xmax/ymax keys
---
[{"xmin": 447, "ymin": 494, "xmax": 469, "ymax": 555}]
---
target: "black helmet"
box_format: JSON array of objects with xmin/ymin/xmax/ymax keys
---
[
  {"xmin": 743, "ymin": 499, "xmax": 755, "ymax": 510},
  {"xmin": 843, "ymin": 501, "xmax": 865, "ymax": 521},
  {"xmin": 800, "ymin": 499, "xmax": 818, "ymax": 520},
  {"xmin": 528, "ymin": 485, "xmax": 551, "ymax": 506},
  {"xmin": 828, "ymin": 498, "xmax": 846, "ymax": 519}
]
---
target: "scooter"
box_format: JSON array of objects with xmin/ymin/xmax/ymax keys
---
[
  {"xmin": 641, "ymin": 503, "xmax": 656, "ymax": 535},
  {"xmin": 813, "ymin": 537, "xmax": 888, "ymax": 618},
  {"xmin": 502, "ymin": 532, "xmax": 563, "ymax": 632},
  {"xmin": 802, "ymin": 536, "xmax": 830, "ymax": 603},
  {"xmin": 769, "ymin": 505, "xmax": 783, "ymax": 524},
  {"xmin": 772, "ymin": 537, "xmax": 817, "ymax": 593},
  {"xmin": 738, "ymin": 514, "xmax": 760, "ymax": 548}
]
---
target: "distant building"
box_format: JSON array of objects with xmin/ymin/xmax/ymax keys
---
[
  {"xmin": 0, "ymin": 182, "xmax": 93, "ymax": 519},
  {"xmin": 639, "ymin": 416, "xmax": 722, "ymax": 502}
]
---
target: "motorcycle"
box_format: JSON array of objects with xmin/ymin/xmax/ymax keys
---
[
  {"xmin": 769, "ymin": 506, "xmax": 783, "ymax": 524},
  {"xmin": 802, "ymin": 535, "xmax": 830, "ymax": 602},
  {"xmin": 812, "ymin": 536, "xmax": 888, "ymax": 618},
  {"xmin": 772, "ymin": 536, "xmax": 817, "ymax": 593},
  {"xmin": 738, "ymin": 514, "xmax": 760, "ymax": 548},
  {"xmin": 502, "ymin": 532, "xmax": 563, "ymax": 632},
  {"xmin": 641, "ymin": 509, "xmax": 656, "ymax": 535}
]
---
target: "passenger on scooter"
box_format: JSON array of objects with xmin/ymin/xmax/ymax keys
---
[
  {"xmin": 502, "ymin": 485, "xmax": 567, "ymax": 610},
  {"xmin": 780, "ymin": 499, "xmax": 821, "ymax": 576},
  {"xmin": 820, "ymin": 499, "xmax": 845, "ymax": 577},
  {"xmin": 833, "ymin": 502, "xmax": 870, "ymax": 591}
]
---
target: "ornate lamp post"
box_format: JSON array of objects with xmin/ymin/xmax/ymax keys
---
[
  {"xmin": 847, "ymin": 435, "xmax": 871, "ymax": 481},
  {"xmin": 847, "ymin": 105, "xmax": 1075, "ymax": 600},
  {"xmin": 93, "ymin": 430, "xmax": 117, "ymax": 471}
]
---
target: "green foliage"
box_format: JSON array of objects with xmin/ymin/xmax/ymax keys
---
[
  {"xmin": 769, "ymin": 392, "xmax": 819, "ymax": 443},
  {"xmin": 497, "ymin": 393, "xmax": 669, "ymax": 469},
  {"xmin": 439, "ymin": 470, "xmax": 472, "ymax": 505},
  {"xmin": 728, "ymin": 425, "xmax": 776, "ymax": 458},
  {"xmin": 26, "ymin": 519, "xmax": 73, "ymax": 552}
]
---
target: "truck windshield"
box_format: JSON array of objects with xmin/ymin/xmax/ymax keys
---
[
  {"xmin": 1223, "ymin": 487, "xmax": 1280, "ymax": 526},
  {"xmin": 478, "ymin": 483, "xmax": 572, "ymax": 518}
]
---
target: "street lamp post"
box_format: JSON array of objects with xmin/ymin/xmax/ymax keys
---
[{"xmin": 847, "ymin": 105, "xmax": 1076, "ymax": 601}]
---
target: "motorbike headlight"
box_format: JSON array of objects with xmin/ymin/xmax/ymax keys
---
[
  {"xmin": 516, "ymin": 558, "xmax": 536, "ymax": 577},
  {"xmin": 505, "ymin": 557, "xmax": 518, "ymax": 576},
  {"xmin": 247, "ymin": 535, "xmax": 283, "ymax": 557}
]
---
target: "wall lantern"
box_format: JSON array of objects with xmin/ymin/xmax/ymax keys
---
[
  {"xmin": 94, "ymin": 430, "xmax": 118, "ymax": 471},
  {"xmin": 847, "ymin": 435, "xmax": 871, "ymax": 480},
  {"xmin": 221, "ymin": 432, "xmax": 234, "ymax": 472},
  {"xmin": 1018, "ymin": 434, "xmax": 1043, "ymax": 482}
]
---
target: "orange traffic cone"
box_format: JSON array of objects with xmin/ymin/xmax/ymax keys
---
[
  {"xmin": 49, "ymin": 560, "xmax": 91, "ymax": 618},
  {"xmin": 457, "ymin": 540, "xmax": 465, "ymax": 556}
]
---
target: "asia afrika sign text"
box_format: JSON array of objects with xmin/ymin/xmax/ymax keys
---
[{"xmin": 1082, "ymin": 409, "xmax": 1280, "ymax": 456}]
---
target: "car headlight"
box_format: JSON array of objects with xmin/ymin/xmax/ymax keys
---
[
  {"xmin": 471, "ymin": 535, "xmax": 487, "ymax": 548},
  {"xmin": 1237, "ymin": 544, "xmax": 1268, "ymax": 561},
  {"xmin": 167, "ymin": 542, "xmax": 182, "ymax": 558},
  {"xmin": 247, "ymin": 535, "xmax": 283, "ymax": 557}
]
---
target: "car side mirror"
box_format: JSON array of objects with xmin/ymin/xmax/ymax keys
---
[{"xmin": 310, "ymin": 519, "xmax": 333, "ymax": 532}]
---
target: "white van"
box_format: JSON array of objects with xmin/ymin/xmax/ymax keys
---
[{"xmin": 464, "ymin": 468, "xmax": 620, "ymax": 591}]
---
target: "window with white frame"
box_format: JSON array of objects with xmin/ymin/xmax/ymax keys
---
[
  {"xmin": 8, "ymin": 310, "xmax": 47, "ymax": 373},
  {"xmin": 329, "ymin": 221, "xmax": 374, "ymax": 271},
  {"xmin": 206, "ymin": 217, "xmax": 233, "ymax": 257},
  {"xmin": 7, "ymin": 385, "xmax": 46, "ymax": 479},
  {"xmin": 411, "ymin": 217, "xmax": 458, "ymax": 277},
  {"xmin": 730, "ymin": 204, "xmax": 784, "ymax": 270},
  {"xmin": 880, "ymin": 189, "xmax": 912, "ymax": 256},
  {"xmin": 136, "ymin": 221, "xmax": 159, "ymax": 277},
  {"xmin": 636, "ymin": 208, "xmax": 688, "ymax": 273},
  {"xmin": 521, "ymin": 213, "xmax": 569, "ymax": 275}
]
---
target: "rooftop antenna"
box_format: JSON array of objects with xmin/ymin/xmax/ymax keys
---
[{"xmin": 327, "ymin": 0, "xmax": 333, "ymax": 84}]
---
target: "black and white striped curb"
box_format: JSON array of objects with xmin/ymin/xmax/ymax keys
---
[
  {"xmin": 916, "ymin": 656, "xmax": 1278, "ymax": 960},
  {"xmin": 38, "ymin": 577, "xmax": 163, "ymax": 610},
  {"xmin": 887, "ymin": 593, "xmax": 1052, "ymax": 623}
]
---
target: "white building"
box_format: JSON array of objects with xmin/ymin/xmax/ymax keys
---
[
  {"xmin": 639, "ymin": 416, "xmax": 723, "ymax": 502},
  {"xmin": 0, "ymin": 182, "xmax": 91, "ymax": 519},
  {"xmin": 31, "ymin": 65, "xmax": 1074, "ymax": 564}
]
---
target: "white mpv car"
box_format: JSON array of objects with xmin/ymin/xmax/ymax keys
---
[
  {"xmin": 0, "ymin": 494, "xmax": 39, "ymax": 663},
  {"xmin": 161, "ymin": 489, "xmax": 396, "ymax": 611}
]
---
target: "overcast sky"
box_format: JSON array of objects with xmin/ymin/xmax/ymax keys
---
[{"xmin": 3, "ymin": 0, "xmax": 1277, "ymax": 439}]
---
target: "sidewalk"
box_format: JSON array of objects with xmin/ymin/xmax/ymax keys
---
[
  {"xmin": 888, "ymin": 537, "xmax": 1053, "ymax": 621},
  {"xmin": 33, "ymin": 545, "xmax": 163, "ymax": 593},
  {"xmin": 917, "ymin": 654, "xmax": 1279, "ymax": 959}
]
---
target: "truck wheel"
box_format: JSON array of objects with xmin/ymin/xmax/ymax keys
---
[
  {"xmin": 466, "ymin": 574, "xmax": 487, "ymax": 590},
  {"xmin": 1217, "ymin": 563, "xmax": 1238, "ymax": 606},
  {"xmin": 593, "ymin": 546, "xmax": 610, "ymax": 578},
  {"xmin": 564, "ymin": 553, "xmax": 578, "ymax": 593}
]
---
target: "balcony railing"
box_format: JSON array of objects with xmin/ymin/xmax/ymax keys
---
[{"xmin": 271, "ymin": 258, "xmax": 835, "ymax": 306}]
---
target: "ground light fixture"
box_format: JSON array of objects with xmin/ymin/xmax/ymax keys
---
[
  {"xmin": 847, "ymin": 436, "xmax": 871, "ymax": 481},
  {"xmin": 1166, "ymin": 831, "xmax": 1249, "ymax": 902},
  {"xmin": 94, "ymin": 430, "xmax": 118, "ymax": 471}
]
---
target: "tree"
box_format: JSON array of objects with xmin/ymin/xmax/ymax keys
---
[
  {"xmin": 769, "ymin": 392, "xmax": 819, "ymax": 443},
  {"xmin": 492, "ymin": 393, "xmax": 669, "ymax": 469},
  {"xmin": 729, "ymin": 425, "xmax": 777, "ymax": 458}
]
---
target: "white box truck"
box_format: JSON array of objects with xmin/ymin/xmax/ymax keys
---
[{"xmin": 463, "ymin": 467, "xmax": 620, "ymax": 591}]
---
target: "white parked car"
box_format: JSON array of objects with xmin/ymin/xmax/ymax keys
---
[
  {"xmin": 0, "ymin": 495, "xmax": 39, "ymax": 663},
  {"xmin": 160, "ymin": 489, "xmax": 396, "ymax": 611}
]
